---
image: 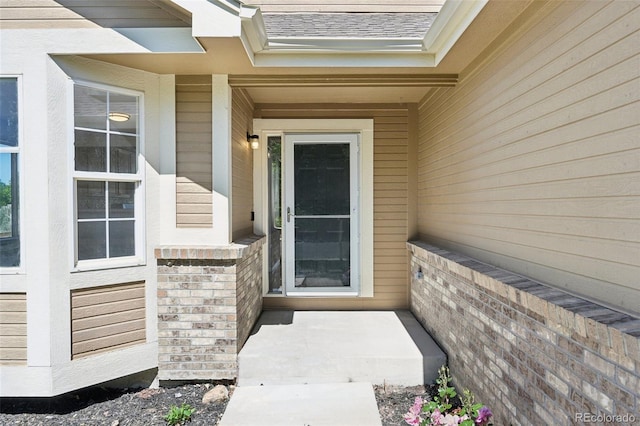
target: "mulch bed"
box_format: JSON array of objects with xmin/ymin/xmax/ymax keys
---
[{"xmin": 0, "ymin": 382, "xmax": 434, "ymax": 425}]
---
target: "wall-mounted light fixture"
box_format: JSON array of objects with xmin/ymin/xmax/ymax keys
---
[
  {"xmin": 247, "ymin": 132, "xmax": 259, "ymax": 150},
  {"xmin": 108, "ymin": 112, "xmax": 130, "ymax": 122}
]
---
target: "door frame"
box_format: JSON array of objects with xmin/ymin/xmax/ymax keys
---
[
  {"xmin": 283, "ymin": 133, "xmax": 360, "ymax": 296},
  {"xmin": 253, "ymin": 119, "xmax": 374, "ymax": 298}
]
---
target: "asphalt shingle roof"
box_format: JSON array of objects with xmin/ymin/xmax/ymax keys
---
[{"xmin": 262, "ymin": 12, "xmax": 437, "ymax": 39}]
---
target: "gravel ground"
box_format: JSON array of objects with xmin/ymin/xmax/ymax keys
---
[
  {"xmin": 374, "ymin": 384, "xmax": 433, "ymax": 426},
  {"xmin": 0, "ymin": 382, "xmax": 432, "ymax": 426}
]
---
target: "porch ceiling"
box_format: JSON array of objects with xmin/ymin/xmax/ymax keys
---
[{"xmin": 73, "ymin": 0, "xmax": 532, "ymax": 104}]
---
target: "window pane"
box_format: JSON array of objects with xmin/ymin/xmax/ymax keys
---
[
  {"xmin": 0, "ymin": 78, "xmax": 18, "ymax": 148},
  {"xmin": 0, "ymin": 152, "xmax": 19, "ymax": 267},
  {"xmin": 268, "ymin": 136, "xmax": 282, "ymax": 229},
  {"xmin": 110, "ymin": 134, "xmax": 137, "ymax": 173},
  {"xmin": 77, "ymin": 181, "xmax": 105, "ymax": 219},
  {"xmin": 0, "ymin": 153, "xmax": 16, "ymax": 237},
  {"xmin": 109, "ymin": 221, "xmax": 135, "ymax": 257},
  {"xmin": 109, "ymin": 182, "xmax": 135, "ymax": 218},
  {"xmin": 78, "ymin": 221, "xmax": 106, "ymax": 260},
  {"xmin": 75, "ymin": 85, "xmax": 107, "ymax": 130},
  {"xmin": 0, "ymin": 236, "xmax": 19, "ymax": 267},
  {"xmin": 294, "ymin": 143, "xmax": 350, "ymax": 215},
  {"xmin": 75, "ymin": 130, "xmax": 106, "ymax": 172},
  {"xmin": 109, "ymin": 93, "xmax": 138, "ymax": 134},
  {"xmin": 295, "ymin": 218, "xmax": 350, "ymax": 287},
  {"xmin": 267, "ymin": 136, "xmax": 283, "ymax": 294}
]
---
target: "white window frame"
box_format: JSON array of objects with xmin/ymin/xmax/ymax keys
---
[
  {"xmin": 0, "ymin": 75, "xmax": 25, "ymax": 274},
  {"xmin": 69, "ymin": 80, "xmax": 145, "ymax": 272}
]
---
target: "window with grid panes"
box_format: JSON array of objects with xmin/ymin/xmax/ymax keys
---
[{"xmin": 73, "ymin": 84, "xmax": 143, "ymax": 265}]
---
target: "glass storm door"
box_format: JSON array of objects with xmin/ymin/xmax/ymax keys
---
[{"xmin": 284, "ymin": 133, "xmax": 359, "ymax": 295}]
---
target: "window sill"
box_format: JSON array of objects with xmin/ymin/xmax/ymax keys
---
[
  {"xmin": 0, "ymin": 267, "xmax": 25, "ymax": 275},
  {"xmin": 72, "ymin": 256, "xmax": 146, "ymax": 273}
]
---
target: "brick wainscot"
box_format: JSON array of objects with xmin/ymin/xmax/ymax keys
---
[
  {"xmin": 155, "ymin": 235, "xmax": 265, "ymax": 381},
  {"xmin": 408, "ymin": 241, "xmax": 639, "ymax": 426}
]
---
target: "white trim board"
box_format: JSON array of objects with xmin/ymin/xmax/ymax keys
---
[{"xmin": 253, "ymin": 119, "xmax": 374, "ymax": 298}]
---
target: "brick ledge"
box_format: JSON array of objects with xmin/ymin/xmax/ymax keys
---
[
  {"xmin": 407, "ymin": 240, "xmax": 640, "ymax": 338},
  {"xmin": 155, "ymin": 234, "xmax": 266, "ymax": 260}
]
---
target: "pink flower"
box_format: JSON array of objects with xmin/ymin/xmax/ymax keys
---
[
  {"xmin": 403, "ymin": 397, "xmax": 424, "ymax": 425},
  {"xmin": 441, "ymin": 414, "xmax": 463, "ymax": 425},
  {"xmin": 430, "ymin": 409, "xmax": 444, "ymax": 425},
  {"xmin": 412, "ymin": 396, "xmax": 424, "ymax": 410},
  {"xmin": 403, "ymin": 411, "xmax": 422, "ymax": 425}
]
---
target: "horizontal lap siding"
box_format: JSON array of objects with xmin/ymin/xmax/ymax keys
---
[
  {"xmin": 176, "ymin": 76, "xmax": 213, "ymax": 228},
  {"xmin": 417, "ymin": 1, "xmax": 640, "ymax": 314},
  {"xmin": 231, "ymin": 89, "xmax": 255, "ymax": 239},
  {"xmin": 0, "ymin": 293, "xmax": 27, "ymax": 365},
  {"xmin": 71, "ymin": 282, "xmax": 146, "ymax": 359},
  {"xmin": 0, "ymin": 0, "xmax": 93, "ymax": 28},
  {"xmin": 0, "ymin": 0, "xmax": 189, "ymax": 28},
  {"xmin": 256, "ymin": 104, "xmax": 411, "ymax": 309}
]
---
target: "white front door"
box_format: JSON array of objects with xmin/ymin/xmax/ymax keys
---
[{"xmin": 283, "ymin": 133, "xmax": 359, "ymax": 296}]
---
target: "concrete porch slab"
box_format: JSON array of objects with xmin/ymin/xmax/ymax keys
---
[
  {"xmin": 219, "ymin": 382, "xmax": 382, "ymax": 426},
  {"xmin": 238, "ymin": 310, "xmax": 446, "ymax": 387}
]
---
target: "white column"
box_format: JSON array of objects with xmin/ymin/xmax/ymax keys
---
[{"xmin": 211, "ymin": 75, "xmax": 232, "ymax": 245}]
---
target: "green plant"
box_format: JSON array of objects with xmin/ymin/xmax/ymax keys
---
[
  {"xmin": 404, "ymin": 365, "xmax": 492, "ymax": 425},
  {"xmin": 164, "ymin": 403, "xmax": 194, "ymax": 426}
]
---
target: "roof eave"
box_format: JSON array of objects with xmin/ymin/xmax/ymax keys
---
[
  {"xmin": 422, "ymin": 0, "xmax": 489, "ymax": 65},
  {"xmin": 234, "ymin": 0, "xmax": 487, "ymax": 67}
]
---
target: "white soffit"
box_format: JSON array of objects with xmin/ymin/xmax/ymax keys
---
[{"xmin": 115, "ymin": 28, "xmax": 204, "ymax": 52}]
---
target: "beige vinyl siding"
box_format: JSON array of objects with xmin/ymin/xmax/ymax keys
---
[
  {"xmin": 71, "ymin": 282, "xmax": 146, "ymax": 359},
  {"xmin": 0, "ymin": 0, "xmax": 189, "ymax": 29},
  {"xmin": 0, "ymin": 0, "xmax": 93, "ymax": 28},
  {"xmin": 0, "ymin": 293, "xmax": 27, "ymax": 365},
  {"xmin": 231, "ymin": 89, "xmax": 255, "ymax": 239},
  {"xmin": 256, "ymin": 104, "xmax": 412, "ymax": 310},
  {"xmin": 246, "ymin": 0, "xmax": 444, "ymax": 13},
  {"xmin": 176, "ymin": 76, "xmax": 213, "ymax": 228},
  {"xmin": 417, "ymin": 1, "xmax": 640, "ymax": 315}
]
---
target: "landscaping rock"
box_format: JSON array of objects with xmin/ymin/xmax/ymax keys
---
[
  {"xmin": 202, "ymin": 385, "xmax": 229, "ymax": 405},
  {"xmin": 0, "ymin": 382, "xmax": 434, "ymax": 425}
]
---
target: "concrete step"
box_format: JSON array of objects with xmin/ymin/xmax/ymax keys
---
[
  {"xmin": 237, "ymin": 310, "xmax": 446, "ymax": 387},
  {"xmin": 219, "ymin": 382, "xmax": 382, "ymax": 426}
]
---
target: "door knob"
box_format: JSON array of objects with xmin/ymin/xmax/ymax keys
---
[{"xmin": 287, "ymin": 207, "xmax": 292, "ymax": 223}]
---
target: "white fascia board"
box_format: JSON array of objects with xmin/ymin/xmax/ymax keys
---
[
  {"xmin": 0, "ymin": 367, "xmax": 53, "ymax": 397},
  {"xmin": 265, "ymin": 38, "xmax": 424, "ymax": 51},
  {"xmin": 51, "ymin": 343, "xmax": 157, "ymax": 396},
  {"xmin": 253, "ymin": 51, "xmax": 436, "ymax": 68},
  {"xmin": 114, "ymin": 28, "xmax": 204, "ymax": 53},
  {"xmin": 422, "ymin": 0, "xmax": 489, "ymax": 65},
  {"xmin": 239, "ymin": 6, "xmax": 267, "ymax": 65},
  {"xmin": 171, "ymin": 0, "xmax": 243, "ymax": 37}
]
